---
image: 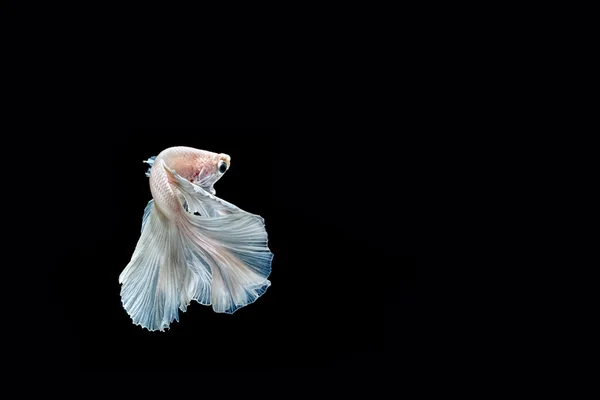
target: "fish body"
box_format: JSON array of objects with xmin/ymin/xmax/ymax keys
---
[{"xmin": 119, "ymin": 146, "xmax": 273, "ymax": 331}]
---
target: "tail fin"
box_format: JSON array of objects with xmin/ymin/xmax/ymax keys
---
[
  {"xmin": 119, "ymin": 201, "xmax": 189, "ymax": 331},
  {"xmin": 169, "ymin": 163, "xmax": 273, "ymax": 314},
  {"xmin": 179, "ymin": 210, "xmax": 273, "ymax": 313},
  {"xmin": 119, "ymin": 165, "xmax": 273, "ymax": 330}
]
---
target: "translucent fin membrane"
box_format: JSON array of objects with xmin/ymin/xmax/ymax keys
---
[
  {"xmin": 144, "ymin": 156, "xmax": 157, "ymax": 177},
  {"xmin": 119, "ymin": 203, "xmax": 186, "ymax": 331},
  {"xmin": 168, "ymin": 164, "xmax": 273, "ymax": 314},
  {"xmin": 119, "ymin": 160, "xmax": 274, "ymax": 331}
]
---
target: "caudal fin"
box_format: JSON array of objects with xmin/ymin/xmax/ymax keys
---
[
  {"xmin": 119, "ymin": 163, "xmax": 273, "ymax": 330},
  {"xmin": 179, "ymin": 211, "xmax": 273, "ymax": 313},
  {"xmin": 169, "ymin": 164, "xmax": 273, "ymax": 314},
  {"xmin": 119, "ymin": 201, "xmax": 189, "ymax": 331}
]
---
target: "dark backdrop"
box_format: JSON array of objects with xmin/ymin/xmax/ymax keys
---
[{"xmin": 30, "ymin": 129, "xmax": 416, "ymax": 374}]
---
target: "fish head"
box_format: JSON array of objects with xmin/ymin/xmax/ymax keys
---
[{"xmin": 192, "ymin": 152, "xmax": 231, "ymax": 191}]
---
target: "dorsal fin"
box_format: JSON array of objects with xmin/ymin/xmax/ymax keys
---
[{"xmin": 143, "ymin": 156, "xmax": 157, "ymax": 177}]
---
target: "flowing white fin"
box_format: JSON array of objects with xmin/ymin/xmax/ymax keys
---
[
  {"xmin": 141, "ymin": 200, "xmax": 154, "ymax": 233},
  {"xmin": 144, "ymin": 156, "xmax": 156, "ymax": 177},
  {"xmin": 167, "ymin": 164, "xmax": 273, "ymax": 313},
  {"xmin": 118, "ymin": 162, "xmax": 274, "ymax": 331},
  {"xmin": 166, "ymin": 164, "xmax": 239, "ymax": 218},
  {"xmin": 119, "ymin": 202, "xmax": 187, "ymax": 331}
]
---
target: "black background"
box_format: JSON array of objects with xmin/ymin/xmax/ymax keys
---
[{"xmin": 29, "ymin": 129, "xmax": 416, "ymax": 375}]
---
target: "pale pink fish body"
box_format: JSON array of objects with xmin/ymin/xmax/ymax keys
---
[
  {"xmin": 149, "ymin": 147, "xmax": 230, "ymax": 218},
  {"xmin": 119, "ymin": 146, "xmax": 273, "ymax": 331}
]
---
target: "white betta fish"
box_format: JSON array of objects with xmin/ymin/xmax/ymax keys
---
[{"xmin": 119, "ymin": 146, "xmax": 273, "ymax": 331}]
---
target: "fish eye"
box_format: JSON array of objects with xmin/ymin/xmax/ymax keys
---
[{"xmin": 218, "ymin": 160, "xmax": 228, "ymax": 174}]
